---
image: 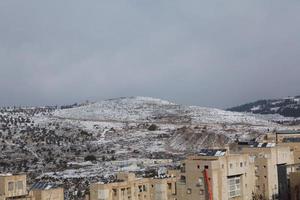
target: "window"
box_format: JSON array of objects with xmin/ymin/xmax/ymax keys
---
[
  {"xmin": 187, "ymin": 188, "xmax": 192, "ymax": 194},
  {"xmin": 197, "ymin": 177, "xmax": 204, "ymax": 187},
  {"xmin": 230, "ymin": 163, "xmax": 233, "ymax": 169},
  {"xmin": 180, "ymin": 176, "xmax": 186, "ymax": 184},
  {"xmin": 199, "ymin": 189, "xmax": 204, "ymax": 195},
  {"xmin": 197, "ymin": 165, "xmax": 200, "ymax": 169},
  {"xmin": 181, "ymin": 163, "xmax": 186, "ymax": 173},
  {"xmin": 17, "ymin": 181, "xmax": 23, "ymax": 190},
  {"xmin": 121, "ymin": 188, "xmax": 125, "ymax": 196},
  {"xmin": 168, "ymin": 183, "xmax": 172, "ymax": 190},
  {"xmin": 8, "ymin": 182, "xmax": 14, "ymax": 191},
  {"xmin": 240, "ymin": 162, "xmax": 243, "ymax": 167},
  {"xmin": 228, "ymin": 176, "xmax": 241, "ymax": 198},
  {"xmin": 138, "ymin": 186, "xmax": 143, "ymax": 192}
]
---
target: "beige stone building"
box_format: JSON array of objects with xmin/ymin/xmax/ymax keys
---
[
  {"xmin": 289, "ymin": 170, "xmax": 300, "ymax": 200},
  {"xmin": 0, "ymin": 174, "xmax": 64, "ymax": 200},
  {"xmin": 274, "ymin": 130, "xmax": 300, "ymax": 143},
  {"xmin": 89, "ymin": 172, "xmax": 177, "ymax": 200},
  {"xmin": 281, "ymin": 163, "xmax": 300, "ymax": 200},
  {"xmin": 240, "ymin": 143, "xmax": 293, "ymax": 200},
  {"xmin": 29, "ymin": 182, "xmax": 64, "ymax": 200},
  {"xmin": 170, "ymin": 149, "xmax": 255, "ymax": 200},
  {"xmin": 262, "ymin": 130, "xmax": 300, "ymax": 164},
  {"xmin": 0, "ymin": 174, "xmax": 33, "ymax": 200}
]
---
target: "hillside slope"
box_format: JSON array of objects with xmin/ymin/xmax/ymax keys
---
[
  {"xmin": 51, "ymin": 96, "xmax": 281, "ymax": 152},
  {"xmin": 53, "ymin": 96, "xmax": 273, "ymax": 126},
  {"xmin": 228, "ymin": 96, "xmax": 300, "ymax": 118}
]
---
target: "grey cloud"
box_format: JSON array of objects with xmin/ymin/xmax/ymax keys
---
[{"xmin": 0, "ymin": 1, "xmax": 300, "ymax": 108}]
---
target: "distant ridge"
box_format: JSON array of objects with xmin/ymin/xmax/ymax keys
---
[
  {"xmin": 228, "ymin": 95, "xmax": 300, "ymax": 118},
  {"xmin": 53, "ymin": 96, "xmax": 273, "ymax": 126}
]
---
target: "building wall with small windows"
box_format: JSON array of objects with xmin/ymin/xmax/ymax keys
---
[
  {"xmin": 290, "ymin": 171, "xmax": 300, "ymax": 200},
  {"xmin": 170, "ymin": 150, "xmax": 255, "ymax": 200},
  {"xmin": 30, "ymin": 188, "xmax": 64, "ymax": 200},
  {"xmin": 263, "ymin": 131, "xmax": 300, "ymax": 164},
  {"xmin": 89, "ymin": 172, "xmax": 176, "ymax": 200},
  {"xmin": 241, "ymin": 145, "xmax": 293, "ymax": 200},
  {"xmin": 0, "ymin": 174, "xmax": 34, "ymax": 200},
  {"xmin": 276, "ymin": 142, "xmax": 300, "ymax": 164},
  {"xmin": 0, "ymin": 174, "xmax": 27, "ymax": 198}
]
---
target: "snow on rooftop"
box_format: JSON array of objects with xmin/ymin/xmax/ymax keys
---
[{"xmin": 0, "ymin": 173, "xmax": 13, "ymax": 176}]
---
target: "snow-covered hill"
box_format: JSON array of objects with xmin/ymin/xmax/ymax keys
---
[
  {"xmin": 53, "ymin": 96, "xmax": 274, "ymax": 126},
  {"xmin": 228, "ymin": 95, "xmax": 300, "ymax": 118},
  {"xmin": 0, "ymin": 96, "xmax": 288, "ymax": 196}
]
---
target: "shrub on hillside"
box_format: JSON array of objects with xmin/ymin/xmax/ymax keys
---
[
  {"xmin": 84, "ymin": 155, "xmax": 97, "ymax": 162},
  {"xmin": 148, "ymin": 124, "xmax": 158, "ymax": 131}
]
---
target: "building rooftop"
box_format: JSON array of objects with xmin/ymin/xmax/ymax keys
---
[
  {"xmin": 30, "ymin": 182, "xmax": 61, "ymax": 190},
  {"xmin": 276, "ymin": 130, "xmax": 300, "ymax": 134},
  {"xmin": 282, "ymin": 138, "xmax": 300, "ymax": 143},
  {"xmin": 0, "ymin": 173, "xmax": 13, "ymax": 177},
  {"xmin": 0, "ymin": 173, "xmax": 26, "ymax": 177},
  {"xmin": 250, "ymin": 142, "xmax": 276, "ymax": 148},
  {"xmin": 197, "ymin": 149, "xmax": 227, "ymax": 157}
]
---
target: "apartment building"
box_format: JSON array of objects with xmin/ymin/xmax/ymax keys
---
[
  {"xmin": 29, "ymin": 182, "xmax": 64, "ymax": 200},
  {"xmin": 0, "ymin": 174, "xmax": 64, "ymax": 200},
  {"xmin": 274, "ymin": 130, "xmax": 300, "ymax": 143},
  {"xmin": 240, "ymin": 143, "xmax": 293, "ymax": 200},
  {"xmin": 0, "ymin": 174, "xmax": 33, "ymax": 200},
  {"xmin": 89, "ymin": 172, "xmax": 177, "ymax": 200},
  {"xmin": 169, "ymin": 149, "xmax": 255, "ymax": 200},
  {"xmin": 262, "ymin": 130, "xmax": 300, "ymax": 164},
  {"xmin": 289, "ymin": 170, "xmax": 300, "ymax": 200}
]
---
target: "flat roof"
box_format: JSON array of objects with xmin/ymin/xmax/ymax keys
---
[
  {"xmin": 276, "ymin": 130, "xmax": 300, "ymax": 135},
  {"xmin": 250, "ymin": 142, "xmax": 276, "ymax": 148},
  {"xmin": 282, "ymin": 138, "xmax": 300, "ymax": 143},
  {"xmin": 30, "ymin": 182, "xmax": 61, "ymax": 190},
  {"xmin": 0, "ymin": 173, "xmax": 12, "ymax": 177},
  {"xmin": 0, "ymin": 173, "xmax": 25, "ymax": 177},
  {"xmin": 197, "ymin": 149, "xmax": 227, "ymax": 157}
]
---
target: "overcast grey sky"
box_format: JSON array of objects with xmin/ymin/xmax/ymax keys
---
[{"xmin": 0, "ymin": 1, "xmax": 300, "ymax": 108}]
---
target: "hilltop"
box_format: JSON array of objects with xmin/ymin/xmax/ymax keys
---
[
  {"xmin": 53, "ymin": 96, "xmax": 273, "ymax": 125},
  {"xmin": 228, "ymin": 95, "xmax": 300, "ymax": 118}
]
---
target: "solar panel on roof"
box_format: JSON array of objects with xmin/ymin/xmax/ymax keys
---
[
  {"xmin": 266, "ymin": 143, "xmax": 272, "ymax": 147},
  {"xmin": 30, "ymin": 182, "xmax": 58, "ymax": 190},
  {"xmin": 251, "ymin": 142, "xmax": 276, "ymax": 148},
  {"xmin": 215, "ymin": 151, "xmax": 222, "ymax": 156},
  {"xmin": 198, "ymin": 149, "xmax": 226, "ymax": 157},
  {"xmin": 258, "ymin": 143, "xmax": 263, "ymax": 147}
]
